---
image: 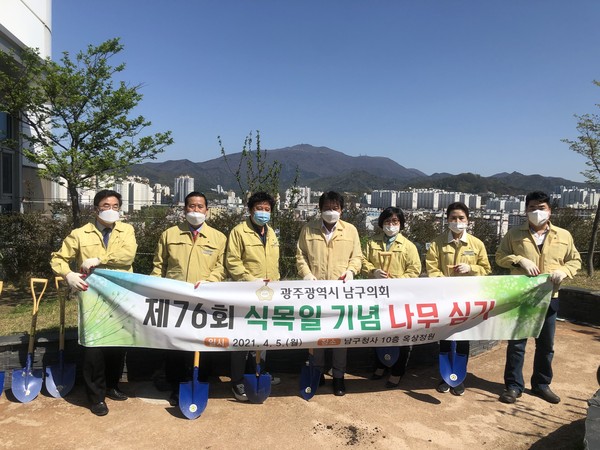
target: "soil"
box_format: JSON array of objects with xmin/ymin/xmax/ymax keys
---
[{"xmin": 0, "ymin": 320, "xmax": 598, "ymax": 449}]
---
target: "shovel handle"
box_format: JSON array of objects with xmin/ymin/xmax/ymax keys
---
[
  {"xmin": 28, "ymin": 278, "xmax": 48, "ymax": 354},
  {"xmin": 255, "ymin": 350, "xmax": 262, "ymax": 376},
  {"xmin": 193, "ymin": 351, "xmax": 200, "ymax": 369},
  {"xmin": 55, "ymin": 277, "xmax": 66, "ymax": 351}
]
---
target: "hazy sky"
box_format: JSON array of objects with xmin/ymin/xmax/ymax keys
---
[{"xmin": 52, "ymin": 1, "xmax": 600, "ymax": 182}]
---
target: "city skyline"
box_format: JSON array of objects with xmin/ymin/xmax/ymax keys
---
[{"xmin": 52, "ymin": 1, "xmax": 600, "ymax": 183}]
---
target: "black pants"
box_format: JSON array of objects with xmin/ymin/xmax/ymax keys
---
[
  {"xmin": 375, "ymin": 346, "xmax": 412, "ymax": 377},
  {"xmin": 439, "ymin": 340, "xmax": 470, "ymax": 358},
  {"xmin": 164, "ymin": 350, "xmax": 211, "ymax": 390},
  {"xmin": 83, "ymin": 346, "xmax": 125, "ymax": 404}
]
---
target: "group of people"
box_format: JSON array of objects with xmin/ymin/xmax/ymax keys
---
[{"xmin": 50, "ymin": 188, "xmax": 581, "ymax": 416}]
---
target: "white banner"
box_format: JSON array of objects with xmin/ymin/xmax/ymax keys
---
[{"xmin": 78, "ymin": 270, "xmax": 553, "ymax": 351}]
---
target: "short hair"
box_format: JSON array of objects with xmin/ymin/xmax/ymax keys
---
[
  {"xmin": 378, "ymin": 207, "xmax": 405, "ymax": 230},
  {"xmin": 446, "ymin": 202, "xmax": 469, "ymax": 220},
  {"xmin": 94, "ymin": 190, "xmax": 122, "ymax": 207},
  {"xmin": 525, "ymin": 191, "xmax": 550, "ymax": 207},
  {"xmin": 248, "ymin": 191, "xmax": 275, "ymax": 210},
  {"xmin": 318, "ymin": 191, "xmax": 344, "ymax": 210},
  {"xmin": 185, "ymin": 191, "xmax": 208, "ymax": 208}
]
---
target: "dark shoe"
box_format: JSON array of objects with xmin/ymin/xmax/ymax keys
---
[
  {"xmin": 436, "ymin": 381, "xmax": 450, "ymax": 393},
  {"xmin": 370, "ymin": 368, "xmax": 385, "ymax": 380},
  {"xmin": 385, "ymin": 375, "xmax": 401, "ymax": 389},
  {"xmin": 333, "ymin": 377, "xmax": 346, "ymax": 396},
  {"xmin": 450, "ymin": 383, "xmax": 465, "ymax": 396},
  {"xmin": 90, "ymin": 401, "xmax": 108, "ymax": 416},
  {"xmin": 319, "ymin": 374, "xmax": 326, "ymax": 386},
  {"xmin": 499, "ymin": 388, "xmax": 522, "ymax": 404},
  {"xmin": 231, "ymin": 383, "xmax": 248, "ymax": 402},
  {"xmin": 168, "ymin": 391, "xmax": 179, "ymax": 407},
  {"xmin": 106, "ymin": 388, "xmax": 128, "ymax": 401},
  {"xmin": 531, "ymin": 386, "xmax": 560, "ymax": 404}
]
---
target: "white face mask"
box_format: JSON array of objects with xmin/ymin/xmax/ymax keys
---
[
  {"xmin": 321, "ymin": 210, "xmax": 340, "ymax": 224},
  {"xmin": 528, "ymin": 210, "xmax": 549, "ymax": 227},
  {"xmin": 383, "ymin": 225, "xmax": 400, "ymax": 237},
  {"xmin": 98, "ymin": 209, "xmax": 120, "ymax": 224},
  {"xmin": 448, "ymin": 222, "xmax": 468, "ymax": 234},
  {"xmin": 186, "ymin": 212, "xmax": 206, "ymax": 227}
]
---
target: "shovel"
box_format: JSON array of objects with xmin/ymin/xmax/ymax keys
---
[
  {"xmin": 179, "ymin": 352, "xmax": 208, "ymax": 419},
  {"xmin": 375, "ymin": 252, "xmax": 399, "ymax": 367},
  {"xmin": 299, "ymin": 348, "xmax": 321, "ymax": 401},
  {"xmin": 439, "ymin": 340, "xmax": 468, "ymax": 388},
  {"xmin": 12, "ymin": 278, "xmax": 47, "ymax": 403},
  {"xmin": 243, "ymin": 350, "xmax": 271, "ymax": 404},
  {"xmin": 45, "ymin": 277, "xmax": 76, "ymax": 398}
]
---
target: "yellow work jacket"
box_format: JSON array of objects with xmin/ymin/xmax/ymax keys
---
[
  {"xmin": 495, "ymin": 221, "xmax": 581, "ymax": 278},
  {"xmin": 225, "ymin": 219, "xmax": 280, "ymax": 281},
  {"xmin": 51, "ymin": 221, "xmax": 137, "ymax": 276},
  {"xmin": 426, "ymin": 231, "xmax": 491, "ymax": 277},
  {"xmin": 296, "ymin": 219, "xmax": 362, "ymax": 280},
  {"xmin": 362, "ymin": 233, "xmax": 422, "ymax": 278},
  {"xmin": 151, "ymin": 222, "xmax": 227, "ymax": 282}
]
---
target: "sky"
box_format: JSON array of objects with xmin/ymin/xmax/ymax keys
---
[{"xmin": 51, "ymin": 1, "xmax": 600, "ymax": 183}]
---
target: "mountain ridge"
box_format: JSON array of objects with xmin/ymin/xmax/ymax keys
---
[{"xmin": 130, "ymin": 144, "xmax": 586, "ymax": 195}]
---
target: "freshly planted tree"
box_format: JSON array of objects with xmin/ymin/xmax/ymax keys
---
[
  {"xmin": 0, "ymin": 38, "xmax": 173, "ymax": 227},
  {"xmin": 218, "ymin": 130, "xmax": 281, "ymax": 202},
  {"xmin": 562, "ymin": 80, "xmax": 600, "ymax": 275}
]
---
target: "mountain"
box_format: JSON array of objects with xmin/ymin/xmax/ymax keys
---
[
  {"xmin": 131, "ymin": 144, "xmax": 426, "ymax": 193},
  {"xmin": 130, "ymin": 144, "xmax": 585, "ymax": 195}
]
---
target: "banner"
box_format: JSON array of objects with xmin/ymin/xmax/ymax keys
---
[{"xmin": 78, "ymin": 270, "xmax": 553, "ymax": 351}]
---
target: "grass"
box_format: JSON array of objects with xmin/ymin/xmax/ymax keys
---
[
  {"xmin": 0, "ymin": 272, "xmax": 599, "ymax": 336},
  {"xmin": 0, "ymin": 284, "xmax": 78, "ymax": 336}
]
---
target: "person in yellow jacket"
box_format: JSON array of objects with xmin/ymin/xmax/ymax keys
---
[
  {"xmin": 425, "ymin": 201, "xmax": 491, "ymax": 396},
  {"xmin": 496, "ymin": 191, "xmax": 581, "ymax": 405},
  {"xmin": 296, "ymin": 191, "xmax": 362, "ymax": 396},
  {"xmin": 362, "ymin": 206, "xmax": 421, "ymax": 388},
  {"xmin": 225, "ymin": 191, "xmax": 280, "ymax": 401},
  {"xmin": 50, "ymin": 190, "xmax": 137, "ymax": 416},
  {"xmin": 151, "ymin": 191, "xmax": 227, "ymax": 406}
]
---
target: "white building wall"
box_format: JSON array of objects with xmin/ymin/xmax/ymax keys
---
[
  {"xmin": 0, "ymin": 1, "xmax": 51, "ymax": 56},
  {"xmin": 371, "ymin": 190, "xmax": 397, "ymax": 208},
  {"xmin": 397, "ymin": 191, "xmax": 418, "ymax": 210},
  {"xmin": 174, "ymin": 176, "xmax": 194, "ymax": 204},
  {"xmin": 417, "ymin": 191, "xmax": 439, "ymax": 210}
]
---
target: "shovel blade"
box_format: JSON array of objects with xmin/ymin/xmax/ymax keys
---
[
  {"xmin": 11, "ymin": 367, "xmax": 43, "ymax": 403},
  {"xmin": 439, "ymin": 351, "xmax": 468, "ymax": 388},
  {"xmin": 45, "ymin": 363, "xmax": 76, "ymax": 398},
  {"xmin": 299, "ymin": 363, "xmax": 321, "ymax": 401},
  {"xmin": 178, "ymin": 380, "xmax": 208, "ymax": 420},
  {"xmin": 0, "ymin": 371, "xmax": 4, "ymax": 397},
  {"xmin": 376, "ymin": 346, "xmax": 400, "ymax": 368},
  {"xmin": 243, "ymin": 372, "xmax": 271, "ymax": 404}
]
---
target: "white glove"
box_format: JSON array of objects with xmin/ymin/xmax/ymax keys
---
[
  {"xmin": 340, "ymin": 270, "xmax": 354, "ymax": 283},
  {"xmin": 454, "ymin": 263, "xmax": 471, "ymax": 274},
  {"xmin": 373, "ymin": 269, "xmax": 388, "ymax": 279},
  {"xmin": 518, "ymin": 258, "xmax": 540, "ymax": 276},
  {"xmin": 80, "ymin": 257, "xmax": 101, "ymax": 274},
  {"xmin": 66, "ymin": 272, "xmax": 88, "ymax": 291},
  {"xmin": 550, "ymin": 270, "xmax": 567, "ymax": 284},
  {"xmin": 303, "ymin": 273, "xmax": 317, "ymax": 281}
]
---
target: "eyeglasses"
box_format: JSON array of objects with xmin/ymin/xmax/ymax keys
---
[{"xmin": 99, "ymin": 204, "xmax": 120, "ymax": 211}]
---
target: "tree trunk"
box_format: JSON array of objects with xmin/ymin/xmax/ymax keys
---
[
  {"xmin": 587, "ymin": 198, "xmax": 600, "ymax": 276},
  {"xmin": 68, "ymin": 185, "xmax": 81, "ymax": 229}
]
